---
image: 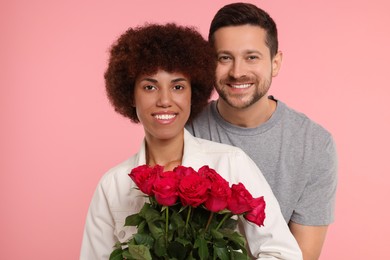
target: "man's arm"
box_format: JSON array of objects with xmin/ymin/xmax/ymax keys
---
[
  {"xmin": 288, "ymin": 133, "xmax": 337, "ymax": 260},
  {"xmin": 289, "ymin": 222, "xmax": 328, "ymax": 260}
]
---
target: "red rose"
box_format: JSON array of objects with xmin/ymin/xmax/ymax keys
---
[
  {"xmin": 244, "ymin": 196, "xmax": 266, "ymax": 226},
  {"xmin": 153, "ymin": 171, "xmax": 180, "ymax": 206},
  {"xmin": 198, "ymin": 165, "xmax": 225, "ymax": 183},
  {"xmin": 204, "ymin": 177, "xmax": 231, "ymax": 212},
  {"xmin": 179, "ymin": 172, "xmax": 211, "ymax": 207},
  {"xmin": 129, "ymin": 165, "xmax": 163, "ymax": 196},
  {"xmin": 174, "ymin": 165, "xmax": 197, "ymax": 178},
  {"xmin": 227, "ymin": 183, "xmax": 255, "ymax": 214}
]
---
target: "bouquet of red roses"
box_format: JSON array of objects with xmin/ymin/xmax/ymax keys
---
[{"xmin": 110, "ymin": 164, "xmax": 266, "ymax": 260}]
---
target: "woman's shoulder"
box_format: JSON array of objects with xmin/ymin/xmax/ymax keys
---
[
  {"xmin": 184, "ymin": 130, "xmax": 249, "ymax": 162},
  {"xmin": 98, "ymin": 156, "xmax": 138, "ymax": 187}
]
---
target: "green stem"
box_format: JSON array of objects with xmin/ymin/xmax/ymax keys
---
[
  {"xmin": 185, "ymin": 207, "xmax": 192, "ymax": 228},
  {"xmin": 205, "ymin": 212, "xmax": 214, "ymax": 232},
  {"xmin": 215, "ymin": 213, "xmax": 232, "ymax": 231},
  {"xmin": 165, "ymin": 207, "xmax": 169, "ymax": 246}
]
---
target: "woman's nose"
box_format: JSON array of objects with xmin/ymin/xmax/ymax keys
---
[{"xmin": 156, "ymin": 89, "xmax": 172, "ymax": 107}]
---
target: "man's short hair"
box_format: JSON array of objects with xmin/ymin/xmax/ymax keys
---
[{"xmin": 209, "ymin": 2, "xmax": 279, "ymax": 58}]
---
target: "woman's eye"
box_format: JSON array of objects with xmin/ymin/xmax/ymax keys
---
[
  {"xmin": 173, "ymin": 85, "xmax": 184, "ymax": 90},
  {"xmin": 144, "ymin": 85, "xmax": 156, "ymax": 91}
]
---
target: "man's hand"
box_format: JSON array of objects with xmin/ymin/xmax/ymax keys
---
[{"xmin": 289, "ymin": 221, "xmax": 328, "ymax": 260}]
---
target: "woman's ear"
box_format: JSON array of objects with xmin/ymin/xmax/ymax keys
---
[{"xmin": 130, "ymin": 98, "xmax": 136, "ymax": 108}]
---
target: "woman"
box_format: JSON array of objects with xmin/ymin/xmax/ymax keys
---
[{"xmin": 80, "ymin": 23, "xmax": 302, "ymax": 259}]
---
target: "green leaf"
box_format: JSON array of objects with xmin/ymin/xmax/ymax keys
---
[
  {"xmin": 220, "ymin": 229, "xmax": 247, "ymax": 253},
  {"xmin": 216, "ymin": 209, "xmax": 231, "ymax": 215},
  {"xmin": 153, "ymin": 235, "xmax": 167, "ymax": 257},
  {"xmin": 192, "ymin": 208, "xmax": 210, "ymax": 227},
  {"xmin": 230, "ymin": 250, "xmax": 250, "ymax": 260},
  {"xmin": 230, "ymin": 232, "xmax": 246, "ymax": 249},
  {"xmin": 113, "ymin": 240, "xmax": 127, "ymax": 249},
  {"xmin": 213, "ymin": 238, "xmax": 227, "ymax": 248},
  {"xmin": 125, "ymin": 213, "xmax": 143, "ymax": 226},
  {"xmin": 221, "ymin": 218, "xmax": 238, "ymax": 230},
  {"xmin": 134, "ymin": 233, "xmax": 154, "ymax": 248},
  {"xmin": 167, "ymin": 240, "xmax": 188, "ymax": 260},
  {"xmin": 175, "ymin": 237, "xmax": 192, "ymax": 247},
  {"xmin": 127, "ymin": 238, "xmax": 136, "ymax": 245},
  {"xmin": 124, "ymin": 244, "xmax": 152, "ymax": 260},
  {"xmin": 194, "ymin": 237, "xmax": 209, "ymax": 260},
  {"xmin": 109, "ymin": 248, "xmax": 124, "ymax": 260},
  {"xmin": 171, "ymin": 211, "xmax": 186, "ymax": 229},
  {"xmin": 139, "ymin": 203, "xmax": 152, "ymax": 215},
  {"xmin": 211, "ymin": 228, "xmax": 224, "ymax": 240},
  {"xmin": 137, "ymin": 220, "xmax": 147, "ymax": 233},
  {"xmin": 213, "ymin": 245, "xmax": 229, "ymax": 260},
  {"xmin": 178, "ymin": 205, "xmax": 188, "ymax": 214},
  {"xmin": 220, "ymin": 230, "xmax": 246, "ymax": 246},
  {"xmin": 140, "ymin": 205, "xmax": 162, "ymax": 222},
  {"xmin": 147, "ymin": 222, "xmax": 164, "ymax": 239}
]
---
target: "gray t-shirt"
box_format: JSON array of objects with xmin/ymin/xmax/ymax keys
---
[{"xmin": 186, "ymin": 98, "xmax": 337, "ymax": 225}]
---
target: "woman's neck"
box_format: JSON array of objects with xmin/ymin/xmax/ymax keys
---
[{"xmin": 145, "ymin": 131, "xmax": 184, "ymax": 171}]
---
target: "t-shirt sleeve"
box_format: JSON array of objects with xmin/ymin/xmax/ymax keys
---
[
  {"xmin": 231, "ymin": 151, "xmax": 303, "ymax": 259},
  {"xmin": 290, "ymin": 135, "xmax": 338, "ymax": 225}
]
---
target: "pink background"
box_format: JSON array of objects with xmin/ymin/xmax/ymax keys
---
[{"xmin": 1, "ymin": 0, "xmax": 389, "ymax": 259}]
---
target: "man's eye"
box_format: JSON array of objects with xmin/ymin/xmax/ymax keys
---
[
  {"xmin": 247, "ymin": 55, "xmax": 259, "ymax": 60},
  {"xmin": 218, "ymin": 55, "xmax": 232, "ymax": 62},
  {"xmin": 173, "ymin": 85, "xmax": 184, "ymax": 90}
]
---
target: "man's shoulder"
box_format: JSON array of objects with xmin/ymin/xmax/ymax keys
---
[
  {"xmin": 192, "ymin": 101, "xmax": 215, "ymax": 122},
  {"xmin": 279, "ymin": 101, "xmax": 332, "ymax": 139},
  {"xmin": 186, "ymin": 101, "xmax": 216, "ymax": 136}
]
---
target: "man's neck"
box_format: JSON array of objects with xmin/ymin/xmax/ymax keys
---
[{"xmin": 216, "ymin": 96, "xmax": 276, "ymax": 128}]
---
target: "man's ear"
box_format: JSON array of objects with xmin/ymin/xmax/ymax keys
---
[{"xmin": 271, "ymin": 51, "xmax": 283, "ymax": 77}]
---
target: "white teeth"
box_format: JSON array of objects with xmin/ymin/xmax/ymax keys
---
[
  {"xmin": 231, "ymin": 83, "xmax": 251, "ymax": 89},
  {"xmin": 154, "ymin": 114, "xmax": 176, "ymax": 120}
]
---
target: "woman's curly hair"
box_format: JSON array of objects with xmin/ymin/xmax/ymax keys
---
[{"xmin": 104, "ymin": 23, "xmax": 216, "ymax": 123}]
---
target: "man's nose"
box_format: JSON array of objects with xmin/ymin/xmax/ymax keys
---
[{"xmin": 228, "ymin": 60, "xmax": 247, "ymax": 79}]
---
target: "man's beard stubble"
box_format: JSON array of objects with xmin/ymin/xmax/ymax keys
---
[{"xmin": 216, "ymin": 76, "xmax": 272, "ymax": 110}]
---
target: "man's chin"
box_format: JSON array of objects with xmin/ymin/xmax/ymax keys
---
[{"xmin": 219, "ymin": 96, "xmax": 256, "ymax": 110}]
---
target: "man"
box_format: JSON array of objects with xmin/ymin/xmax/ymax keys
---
[{"xmin": 186, "ymin": 3, "xmax": 337, "ymax": 259}]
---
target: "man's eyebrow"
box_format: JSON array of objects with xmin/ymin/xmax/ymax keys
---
[
  {"xmin": 217, "ymin": 49, "xmax": 264, "ymax": 57},
  {"xmin": 216, "ymin": 50, "xmax": 231, "ymax": 55},
  {"xmin": 245, "ymin": 50, "xmax": 264, "ymax": 57}
]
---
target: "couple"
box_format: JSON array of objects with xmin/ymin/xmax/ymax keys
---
[{"xmin": 81, "ymin": 2, "xmax": 337, "ymax": 260}]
